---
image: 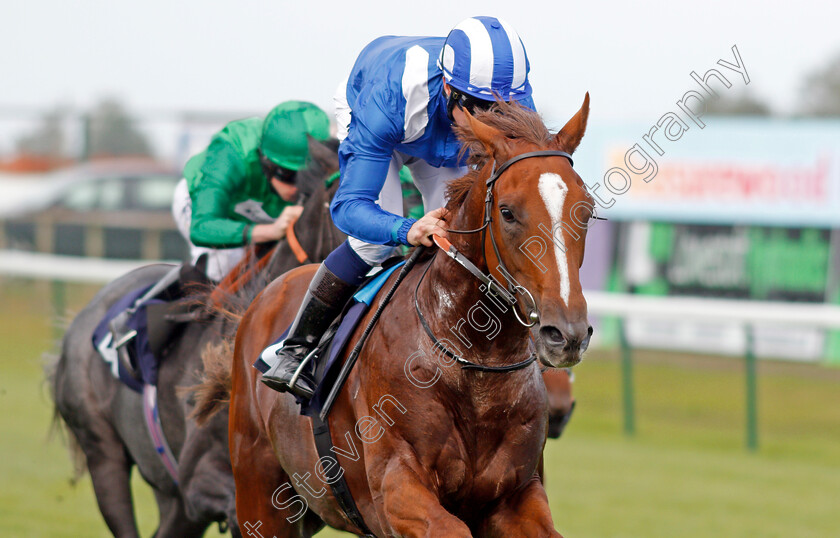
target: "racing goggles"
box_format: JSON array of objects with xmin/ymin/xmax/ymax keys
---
[
  {"xmin": 259, "ymin": 150, "xmax": 297, "ymax": 185},
  {"xmin": 446, "ymin": 89, "xmax": 495, "ymax": 122}
]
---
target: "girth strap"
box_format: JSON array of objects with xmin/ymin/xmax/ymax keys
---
[
  {"xmin": 142, "ymin": 384, "xmax": 179, "ymax": 486},
  {"xmin": 311, "ymin": 416, "xmax": 374, "ymax": 537}
]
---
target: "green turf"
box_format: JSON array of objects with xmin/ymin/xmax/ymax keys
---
[{"xmin": 1, "ymin": 279, "xmax": 838, "ymax": 537}]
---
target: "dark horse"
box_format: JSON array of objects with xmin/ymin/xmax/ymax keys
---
[
  {"xmin": 49, "ymin": 137, "xmax": 344, "ymax": 537},
  {"xmin": 218, "ymin": 95, "xmax": 593, "ymax": 537}
]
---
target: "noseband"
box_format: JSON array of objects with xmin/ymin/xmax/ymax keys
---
[{"xmin": 414, "ymin": 149, "xmax": 575, "ymax": 373}]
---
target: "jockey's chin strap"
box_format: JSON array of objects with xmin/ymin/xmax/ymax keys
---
[{"xmin": 413, "ymin": 149, "xmax": 576, "ymax": 373}]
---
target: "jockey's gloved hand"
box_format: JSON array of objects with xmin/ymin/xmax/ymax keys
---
[
  {"xmin": 251, "ymin": 205, "xmax": 303, "ymax": 243},
  {"xmin": 407, "ymin": 207, "xmax": 449, "ymax": 247}
]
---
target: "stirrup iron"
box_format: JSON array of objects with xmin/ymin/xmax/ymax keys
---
[{"xmin": 287, "ymin": 347, "xmax": 319, "ymax": 392}]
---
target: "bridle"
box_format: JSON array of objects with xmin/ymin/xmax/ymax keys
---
[
  {"xmin": 321, "ymin": 151, "xmax": 578, "ymax": 411},
  {"xmin": 413, "ymin": 149, "xmax": 575, "ymax": 373}
]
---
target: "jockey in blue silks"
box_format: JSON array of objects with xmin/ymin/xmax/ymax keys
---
[{"xmin": 262, "ymin": 16, "xmax": 535, "ymax": 397}]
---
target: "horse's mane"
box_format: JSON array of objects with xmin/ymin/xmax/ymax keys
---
[{"xmin": 446, "ymin": 100, "xmax": 552, "ymax": 212}]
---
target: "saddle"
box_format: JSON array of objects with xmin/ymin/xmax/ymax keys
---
[
  {"xmin": 92, "ymin": 261, "xmax": 211, "ymax": 392},
  {"xmin": 253, "ymin": 258, "xmax": 407, "ymax": 417}
]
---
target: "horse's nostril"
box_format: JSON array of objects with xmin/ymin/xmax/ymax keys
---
[
  {"xmin": 581, "ymin": 325, "xmax": 594, "ymax": 351},
  {"xmin": 540, "ymin": 326, "xmax": 565, "ymax": 346}
]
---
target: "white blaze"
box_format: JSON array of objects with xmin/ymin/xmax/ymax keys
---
[{"xmin": 538, "ymin": 173, "xmax": 570, "ymax": 306}]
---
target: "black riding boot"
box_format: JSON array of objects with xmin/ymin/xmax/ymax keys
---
[{"xmin": 261, "ymin": 264, "xmax": 358, "ymax": 398}]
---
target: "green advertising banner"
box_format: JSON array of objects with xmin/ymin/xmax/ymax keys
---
[{"xmin": 617, "ymin": 222, "xmax": 840, "ymax": 364}]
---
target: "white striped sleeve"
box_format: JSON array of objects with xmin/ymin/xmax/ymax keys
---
[{"xmin": 401, "ymin": 45, "xmax": 431, "ymax": 143}]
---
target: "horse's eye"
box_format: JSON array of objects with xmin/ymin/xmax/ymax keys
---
[{"xmin": 500, "ymin": 207, "xmax": 515, "ymax": 223}]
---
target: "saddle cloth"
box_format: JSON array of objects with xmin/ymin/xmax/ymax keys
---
[
  {"xmin": 253, "ymin": 260, "xmax": 406, "ymax": 417},
  {"xmin": 92, "ymin": 285, "xmax": 164, "ymax": 393},
  {"xmin": 91, "ymin": 262, "xmax": 207, "ymax": 393}
]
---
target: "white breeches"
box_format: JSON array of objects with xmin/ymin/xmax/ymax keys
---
[{"xmin": 172, "ymin": 178, "xmax": 245, "ymax": 281}]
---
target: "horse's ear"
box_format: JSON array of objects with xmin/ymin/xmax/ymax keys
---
[
  {"xmin": 464, "ymin": 110, "xmax": 512, "ymax": 161},
  {"xmin": 307, "ymin": 135, "xmax": 339, "ymax": 172},
  {"xmin": 554, "ymin": 92, "xmax": 590, "ymax": 154}
]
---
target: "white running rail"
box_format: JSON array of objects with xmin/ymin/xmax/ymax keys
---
[
  {"xmin": 0, "ymin": 250, "xmax": 177, "ymax": 284},
  {"xmin": 585, "ymin": 290, "xmax": 840, "ymax": 330},
  {"xmin": 4, "ymin": 249, "xmax": 840, "ymax": 330}
]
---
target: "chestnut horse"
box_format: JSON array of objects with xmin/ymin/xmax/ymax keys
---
[
  {"xmin": 227, "ymin": 95, "xmax": 593, "ymax": 537},
  {"xmin": 50, "ymin": 138, "xmax": 343, "ymax": 538}
]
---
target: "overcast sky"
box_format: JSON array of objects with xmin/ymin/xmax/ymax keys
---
[{"xmin": 2, "ymin": 0, "xmax": 837, "ymax": 132}]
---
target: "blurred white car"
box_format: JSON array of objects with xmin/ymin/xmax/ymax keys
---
[{"xmin": 0, "ymin": 158, "xmax": 187, "ymax": 260}]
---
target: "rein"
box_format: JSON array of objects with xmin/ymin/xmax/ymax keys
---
[
  {"xmin": 322, "ymin": 151, "xmax": 577, "ymax": 415},
  {"xmin": 412, "ymin": 149, "xmax": 575, "ymax": 373},
  {"xmin": 208, "ymin": 246, "xmax": 274, "ymax": 307},
  {"xmin": 441, "ymin": 150, "xmax": 575, "ymax": 327},
  {"xmin": 286, "ymin": 220, "xmax": 310, "ymax": 264},
  {"xmin": 285, "ymin": 172, "xmax": 342, "ymax": 266},
  {"xmin": 414, "ymin": 250, "xmax": 537, "ymax": 373}
]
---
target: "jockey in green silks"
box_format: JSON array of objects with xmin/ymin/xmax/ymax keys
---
[
  {"xmin": 109, "ymin": 101, "xmax": 330, "ymax": 371},
  {"xmin": 174, "ymin": 100, "xmax": 331, "ymax": 281}
]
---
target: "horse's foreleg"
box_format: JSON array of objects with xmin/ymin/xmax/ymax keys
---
[
  {"xmin": 152, "ymin": 489, "xmax": 209, "ymax": 538},
  {"xmin": 229, "ymin": 388, "xmax": 297, "ymax": 537},
  {"xmin": 229, "ymin": 370, "xmax": 326, "ymax": 537},
  {"xmin": 177, "ymin": 415, "xmax": 236, "ymax": 531},
  {"xmin": 478, "ymin": 475, "xmax": 561, "ymax": 538},
  {"xmin": 230, "ymin": 420, "xmax": 325, "ymax": 537},
  {"xmin": 544, "ymin": 368, "xmax": 574, "ymax": 439},
  {"xmin": 378, "ymin": 464, "xmax": 472, "ymax": 538}
]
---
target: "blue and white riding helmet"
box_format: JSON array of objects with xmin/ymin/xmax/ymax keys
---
[{"xmin": 438, "ymin": 16, "xmax": 532, "ymax": 103}]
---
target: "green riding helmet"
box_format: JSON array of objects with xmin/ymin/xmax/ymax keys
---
[{"xmin": 260, "ymin": 101, "xmax": 331, "ymax": 172}]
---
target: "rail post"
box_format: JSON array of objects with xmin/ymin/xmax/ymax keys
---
[
  {"xmin": 745, "ymin": 324, "xmax": 758, "ymax": 451},
  {"xmin": 619, "ymin": 318, "xmax": 636, "ymax": 436},
  {"xmin": 50, "ymin": 279, "xmax": 66, "ymax": 344}
]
